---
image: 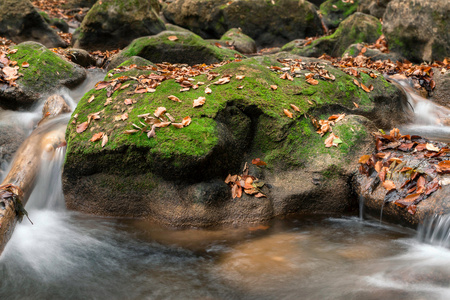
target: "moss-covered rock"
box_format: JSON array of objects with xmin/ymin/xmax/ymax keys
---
[
  {"xmin": 319, "ymin": 0, "xmax": 359, "ymax": 29},
  {"xmin": 358, "ymin": 0, "xmax": 392, "ymax": 18},
  {"xmin": 291, "ymin": 12, "xmax": 382, "ymax": 57},
  {"xmin": 0, "ymin": 42, "xmax": 86, "ymax": 109},
  {"xmin": 73, "ymin": 0, "xmax": 166, "ymax": 51},
  {"xmin": 343, "ymin": 43, "xmax": 405, "ymax": 62},
  {"xmin": 63, "ymin": 55, "xmax": 408, "ymax": 226},
  {"xmin": 39, "ymin": 11, "xmax": 69, "ymax": 33},
  {"xmin": 383, "ymin": 0, "xmax": 450, "ymax": 62},
  {"xmin": 112, "ymin": 31, "xmax": 242, "ymax": 66},
  {"xmin": 220, "ymin": 28, "xmax": 257, "ymax": 54},
  {"xmin": 163, "ymin": 0, "xmax": 324, "ymax": 47},
  {"xmin": 0, "ymin": 0, "xmax": 67, "ymax": 48}
]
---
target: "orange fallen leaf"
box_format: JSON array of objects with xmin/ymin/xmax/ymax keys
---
[
  {"xmin": 353, "ymin": 102, "xmax": 359, "ymax": 108},
  {"xmin": 306, "ymin": 77, "xmax": 319, "ymax": 85},
  {"xmin": 205, "ymin": 87, "xmax": 212, "ymax": 94},
  {"xmin": 353, "ymin": 79, "xmax": 360, "ymax": 87},
  {"xmin": 167, "ymin": 35, "xmax": 178, "ymax": 41},
  {"xmin": 154, "ymin": 121, "xmax": 171, "ymax": 128},
  {"xmin": 252, "ymin": 158, "xmax": 267, "ymax": 166},
  {"xmin": 284, "ymin": 109, "xmax": 293, "ymax": 118},
  {"xmin": 168, "ymin": 95, "xmax": 181, "ymax": 102},
  {"xmin": 324, "ymin": 133, "xmax": 339, "ymax": 147},
  {"xmin": 90, "ymin": 132, "xmax": 104, "ymax": 142},
  {"xmin": 270, "ymin": 85, "xmax": 278, "ymax": 90},
  {"xmin": 382, "ymin": 180, "xmax": 396, "ymax": 191},
  {"xmin": 88, "ymin": 95, "xmax": 95, "ymax": 103},
  {"xmin": 290, "ymin": 104, "xmax": 300, "ymax": 112},
  {"xmin": 101, "ymin": 133, "xmax": 108, "ymax": 147},
  {"xmin": 358, "ymin": 155, "xmax": 371, "ymax": 164},
  {"xmin": 124, "ymin": 98, "xmax": 133, "ymax": 105},
  {"xmin": 21, "ymin": 61, "xmax": 29, "ymax": 68},
  {"xmin": 76, "ymin": 121, "xmax": 88, "ymax": 133},
  {"xmin": 182, "ymin": 116, "xmax": 191, "ymax": 126},
  {"xmin": 172, "ymin": 123, "xmax": 184, "ymax": 128},
  {"xmin": 154, "ymin": 107, "xmax": 166, "ymax": 118},
  {"xmin": 236, "ymin": 75, "xmax": 245, "ymax": 80},
  {"xmin": 360, "ymin": 83, "xmax": 371, "ymax": 93},
  {"xmin": 254, "ymin": 193, "xmax": 266, "ymax": 198},
  {"xmin": 374, "ymin": 161, "xmax": 383, "ymax": 173},
  {"xmin": 193, "ymin": 96, "xmax": 206, "ymax": 107}
]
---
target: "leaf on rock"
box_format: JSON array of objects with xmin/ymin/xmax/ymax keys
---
[
  {"xmin": 167, "ymin": 35, "xmax": 178, "ymax": 41},
  {"xmin": 252, "ymin": 158, "xmax": 267, "ymax": 166},
  {"xmin": 284, "ymin": 109, "xmax": 293, "ymax": 118},
  {"xmin": 101, "ymin": 134, "xmax": 108, "ymax": 147},
  {"xmin": 124, "ymin": 98, "xmax": 133, "ymax": 105},
  {"xmin": 382, "ymin": 180, "xmax": 396, "ymax": 191},
  {"xmin": 359, "ymin": 154, "xmax": 371, "ymax": 164},
  {"xmin": 360, "ymin": 83, "xmax": 371, "ymax": 93},
  {"xmin": 254, "ymin": 193, "xmax": 266, "ymax": 198},
  {"xmin": 193, "ymin": 96, "xmax": 206, "ymax": 107},
  {"xmin": 353, "ymin": 102, "xmax": 359, "ymax": 108},
  {"xmin": 325, "ymin": 133, "xmax": 340, "ymax": 147},
  {"xmin": 76, "ymin": 121, "xmax": 88, "ymax": 133},
  {"xmin": 426, "ymin": 143, "xmax": 440, "ymax": 152},
  {"xmin": 168, "ymin": 95, "xmax": 181, "ymax": 102},
  {"xmin": 90, "ymin": 132, "xmax": 104, "ymax": 142}
]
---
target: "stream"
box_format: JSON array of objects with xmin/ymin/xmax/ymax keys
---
[{"xmin": 1, "ymin": 71, "xmax": 450, "ymax": 300}]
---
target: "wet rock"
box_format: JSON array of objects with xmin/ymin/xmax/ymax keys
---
[
  {"xmin": 430, "ymin": 69, "xmax": 450, "ymax": 109},
  {"xmin": 0, "ymin": 42, "xmax": 86, "ymax": 110},
  {"xmin": 343, "ymin": 43, "xmax": 405, "ymax": 62},
  {"xmin": 291, "ymin": 13, "xmax": 382, "ymax": 58},
  {"xmin": 319, "ymin": 0, "xmax": 359, "ymax": 29},
  {"xmin": 383, "ymin": 0, "xmax": 450, "ymax": 63},
  {"xmin": 0, "ymin": 0, "xmax": 68, "ymax": 48},
  {"xmin": 358, "ymin": 0, "xmax": 393, "ymax": 19},
  {"xmin": 163, "ymin": 0, "xmax": 324, "ymax": 47},
  {"xmin": 42, "ymin": 95, "xmax": 71, "ymax": 118},
  {"xmin": 219, "ymin": 28, "xmax": 257, "ymax": 54},
  {"xmin": 39, "ymin": 11, "xmax": 69, "ymax": 33},
  {"xmin": 64, "ymin": 48, "xmax": 98, "ymax": 68},
  {"xmin": 73, "ymin": 0, "xmax": 166, "ymax": 51},
  {"xmin": 106, "ymin": 55, "xmax": 154, "ymax": 71},
  {"xmin": 112, "ymin": 31, "xmax": 241, "ymax": 66},
  {"xmin": 63, "ymin": 55, "xmax": 407, "ymax": 226},
  {"xmin": 0, "ymin": 123, "xmax": 26, "ymax": 174}
]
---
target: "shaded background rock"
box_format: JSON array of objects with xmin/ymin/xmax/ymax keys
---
[
  {"xmin": 383, "ymin": 0, "xmax": 450, "ymax": 63},
  {"xmin": 291, "ymin": 12, "xmax": 382, "ymax": 57},
  {"xmin": 0, "ymin": 0, "xmax": 68, "ymax": 48},
  {"xmin": 358, "ymin": 0, "xmax": 392, "ymax": 19},
  {"xmin": 73, "ymin": 0, "xmax": 166, "ymax": 51},
  {"xmin": 343, "ymin": 43, "xmax": 405, "ymax": 62},
  {"xmin": 219, "ymin": 28, "xmax": 257, "ymax": 54},
  {"xmin": 163, "ymin": 0, "xmax": 324, "ymax": 47},
  {"xmin": 319, "ymin": 0, "xmax": 359, "ymax": 30}
]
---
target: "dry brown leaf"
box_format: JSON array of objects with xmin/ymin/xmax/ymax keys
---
[
  {"xmin": 76, "ymin": 121, "xmax": 88, "ymax": 133},
  {"xmin": 90, "ymin": 132, "xmax": 104, "ymax": 142},
  {"xmin": 353, "ymin": 79, "xmax": 360, "ymax": 87},
  {"xmin": 182, "ymin": 116, "xmax": 192, "ymax": 126},
  {"xmin": 154, "ymin": 121, "xmax": 171, "ymax": 128},
  {"xmin": 382, "ymin": 180, "xmax": 396, "ymax": 191},
  {"xmin": 252, "ymin": 158, "xmax": 267, "ymax": 166},
  {"xmin": 306, "ymin": 77, "xmax": 319, "ymax": 85},
  {"xmin": 124, "ymin": 98, "xmax": 133, "ymax": 105},
  {"xmin": 167, "ymin": 35, "xmax": 178, "ymax": 41},
  {"xmin": 193, "ymin": 96, "xmax": 206, "ymax": 107},
  {"xmin": 360, "ymin": 83, "xmax": 371, "ymax": 93},
  {"xmin": 353, "ymin": 101, "xmax": 359, "ymax": 108},
  {"xmin": 120, "ymin": 83, "xmax": 130, "ymax": 90},
  {"xmin": 270, "ymin": 85, "xmax": 278, "ymax": 90},
  {"xmin": 426, "ymin": 143, "xmax": 440, "ymax": 152},
  {"xmin": 205, "ymin": 87, "xmax": 212, "ymax": 94},
  {"xmin": 374, "ymin": 161, "xmax": 383, "ymax": 173},
  {"xmin": 172, "ymin": 123, "xmax": 184, "ymax": 128},
  {"xmin": 154, "ymin": 107, "xmax": 166, "ymax": 118},
  {"xmin": 284, "ymin": 109, "xmax": 293, "ymax": 118},
  {"xmin": 236, "ymin": 75, "xmax": 245, "ymax": 80},
  {"xmin": 237, "ymin": 85, "xmax": 244, "ymax": 90},
  {"xmin": 101, "ymin": 133, "xmax": 108, "ymax": 147},
  {"xmin": 254, "ymin": 193, "xmax": 266, "ymax": 198},
  {"xmin": 104, "ymin": 97, "xmax": 112, "ymax": 106},
  {"xmin": 121, "ymin": 113, "xmax": 128, "ymax": 121},
  {"xmin": 124, "ymin": 129, "xmax": 139, "ymax": 134},
  {"xmin": 168, "ymin": 95, "xmax": 181, "ymax": 102},
  {"xmin": 21, "ymin": 61, "xmax": 29, "ymax": 68},
  {"xmin": 324, "ymin": 133, "xmax": 340, "ymax": 148},
  {"xmin": 290, "ymin": 104, "xmax": 300, "ymax": 112},
  {"xmin": 88, "ymin": 95, "xmax": 95, "ymax": 103}
]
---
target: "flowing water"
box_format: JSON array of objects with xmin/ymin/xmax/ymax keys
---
[{"xmin": 1, "ymin": 72, "xmax": 450, "ymax": 299}]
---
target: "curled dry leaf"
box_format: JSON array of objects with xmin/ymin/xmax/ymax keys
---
[
  {"xmin": 88, "ymin": 95, "xmax": 95, "ymax": 103},
  {"xmin": 121, "ymin": 113, "xmax": 128, "ymax": 121},
  {"xmin": 154, "ymin": 121, "xmax": 171, "ymax": 128},
  {"xmin": 426, "ymin": 143, "xmax": 440, "ymax": 152},
  {"xmin": 360, "ymin": 83, "xmax": 371, "ymax": 93},
  {"xmin": 306, "ymin": 77, "xmax": 319, "ymax": 85},
  {"xmin": 154, "ymin": 107, "xmax": 166, "ymax": 118},
  {"xmin": 21, "ymin": 62, "xmax": 29, "ymax": 68},
  {"xmin": 284, "ymin": 109, "xmax": 293, "ymax": 118},
  {"xmin": 165, "ymin": 113, "xmax": 175, "ymax": 122},
  {"xmin": 167, "ymin": 35, "xmax": 178, "ymax": 41},
  {"xmin": 124, "ymin": 98, "xmax": 133, "ymax": 105},
  {"xmin": 172, "ymin": 123, "xmax": 184, "ymax": 128},
  {"xmin": 270, "ymin": 85, "xmax": 278, "ymax": 90},
  {"xmin": 90, "ymin": 132, "xmax": 104, "ymax": 142},
  {"xmin": 236, "ymin": 75, "xmax": 245, "ymax": 80},
  {"xmin": 124, "ymin": 129, "xmax": 139, "ymax": 134},
  {"xmin": 205, "ymin": 87, "xmax": 212, "ymax": 94},
  {"xmin": 168, "ymin": 95, "xmax": 181, "ymax": 102},
  {"xmin": 182, "ymin": 116, "xmax": 192, "ymax": 126},
  {"xmin": 290, "ymin": 104, "xmax": 300, "ymax": 112},
  {"xmin": 353, "ymin": 79, "xmax": 360, "ymax": 87},
  {"xmin": 76, "ymin": 121, "xmax": 88, "ymax": 133},
  {"xmin": 193, "ymin": 96, "xmax": 206, "ymax": 107},
  {"xmin": 101, "ymin": 134, "xmax": 108, "ymax": 147},
  {"xmin": 147, "ymin": 125, "xmax": 156, "ymax": 138}
]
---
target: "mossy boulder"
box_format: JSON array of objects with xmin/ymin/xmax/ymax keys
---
[
  {"xmin": 0, "ymin": 42, "xmax": 86, "ymax": 110},
  {"xmin": 73, "ymin": 0, "xmax": 166, "ymax": 51},
  {"xmin": 163, "ymin": 0, "xmax": 324, "ymax": 47},
  {"xmin": 0, "ymin": 0, "xmax": 67, "ymax": 48},
  {"xmin": 291, "ymin": 12, "xmax": 382, "ymax": 57},
  {"xmin": 109, "ymin": 31, "xmax": 242, "ymax": 67},
  {"xmin": 383, "ymin": 0, "xmax": 450, "ymax": 63},
  {"xmin": 358, "ymin": 0, "xmax": 392, "ymax": 18},
  {"xmin": 219, "ymin": 28, "xmax": 257, "ymax": 54},
  {"xmin": 63, "ymin": 55, "xmax": 407, "ymax": 226},
  {"xmin": 39, "ymin": 11, "xmax": 69, "ymax": 33},
  {"xmin": 319, "ymin": 0, "xmax": 359, "ymax": 29}
]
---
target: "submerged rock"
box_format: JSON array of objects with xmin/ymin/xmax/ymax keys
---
[
  {"xmin": 0, "ymin": 42, "xmax": 86, "ymax": 110},
  {"xmin": 383, "ymin": 0, "xmax": 450, "ymax": 63},
  {"xmin": 163, "ymin": 0, "xmax": 324, "ymax": 47},
  {"xmin": 73, "ymin": 0, "xmax": 166, "ymax": 51},
  {"xmin": 290, "ymin": 13, "xmax": 382, "ymax": 58},
  {"xmin": 319, "ymin": 0, "xmax": 359, "ymax": 29},
  {"xmin": 109, "ymin": 31, "xmax": 241, "ymax": 67},
  {"xmin": 0, "ymin": 0, "xmax": 67, "ymax": 48},
  {"xmin": 63, "ymin": 55, "xmax": 407, "ymax": 226}
]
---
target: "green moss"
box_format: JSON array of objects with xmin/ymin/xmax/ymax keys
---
[{"xmin": 8, "ymin": 42, "xmax": 75, "ymax": 92}]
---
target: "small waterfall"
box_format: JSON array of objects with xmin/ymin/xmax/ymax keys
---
[
  {"xmin": 417, "ymin": 214, "xmax": 450, "ymax": 248},
  {"xmin": 358, "ymin": 195, "xmax": 364, "ymax": 220}
]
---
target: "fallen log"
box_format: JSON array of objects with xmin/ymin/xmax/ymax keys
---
[{"xmin": 0, "ymin": 95, "xmax": 69, "ymax": 255}]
